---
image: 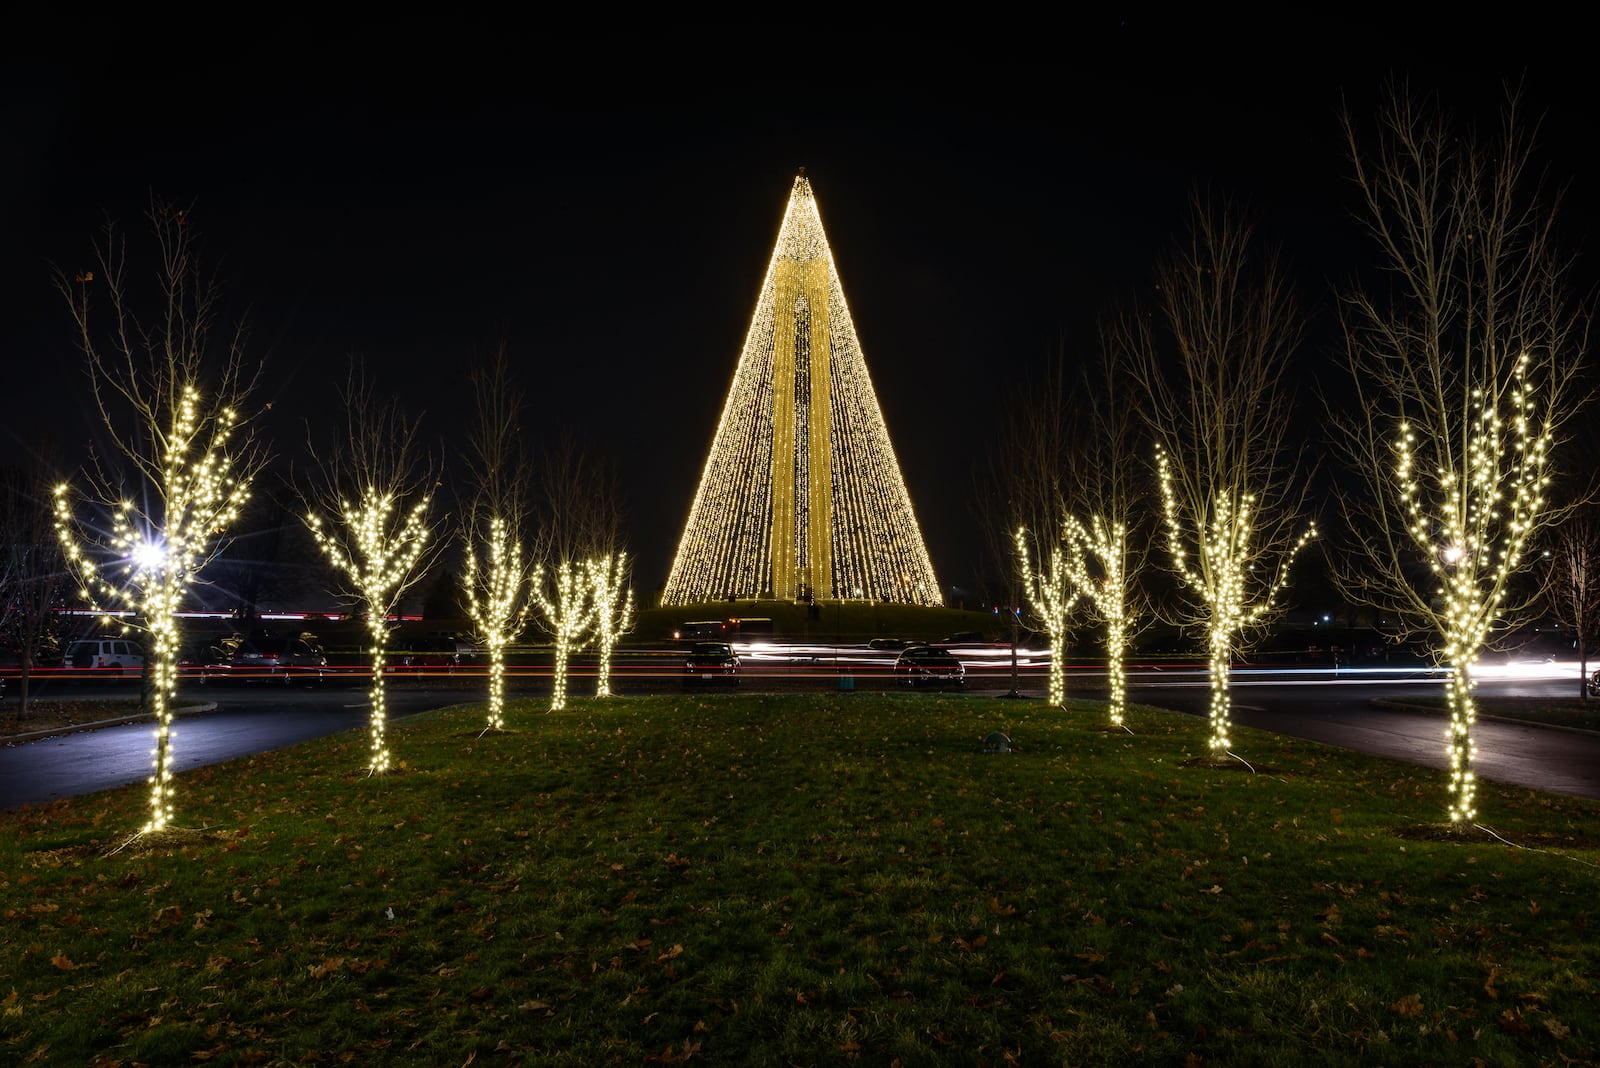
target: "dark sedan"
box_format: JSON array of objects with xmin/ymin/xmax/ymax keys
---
[
  {"xmin": 894, "ymin": 645, "xmax": 965, "ymax": 687},
  {"xmin": 684, "ymin": 642, "xmax": 740, "ymax": 686}
]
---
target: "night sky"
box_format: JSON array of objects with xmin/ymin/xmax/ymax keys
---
[{"xmin": 3, "ymin": 30, "xmax": 1594, "ymax": 606}]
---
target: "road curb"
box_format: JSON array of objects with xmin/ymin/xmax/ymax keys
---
[{"xmin": 1, "ymin": 702, "xmax": 220, "ymax": 745}]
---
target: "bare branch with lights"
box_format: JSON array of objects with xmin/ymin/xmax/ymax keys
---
[
  {"xmin": 51, "ymin": 200, "xmax": 268, "ymax": 834},
  {"xmin": 460, "ymin": 347, "xmax": 537, "ymax": 731},
  {"xmin": 530, "ymin": 435, "xmax": 618, "ymax": 712},
  {"xmin": 1330, "ymin": 83, "xmax": 1596, "ymax": 825},
  {"xmin": 1118, "ymin": 195, "xmax": 1318, "ymax": 757},
  {"xmin": 301, "ymin": 363, "xmax": 445, "ymax": 774}
]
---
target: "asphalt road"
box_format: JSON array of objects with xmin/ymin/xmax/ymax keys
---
[{"xmin": 2, "ymin": 658, "xmax": 1597, "ymax": 812}]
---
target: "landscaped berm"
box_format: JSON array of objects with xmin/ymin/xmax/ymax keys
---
[{"xmin": 3, "ymin": 694, "xmax": 1597, "ymax": 1066}]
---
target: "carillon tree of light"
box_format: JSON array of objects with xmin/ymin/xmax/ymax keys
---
[
  {"xmin": 1014, "ymin": 528, "xmax": 1077, "ymax": 707},
  {"xmin": 663, "ymin": 174, "xmax": 941, "ymax": 606}
]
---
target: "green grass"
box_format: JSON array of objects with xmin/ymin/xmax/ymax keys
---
[{"xmin": 3, "ymin": 694, "xmax": 1598, "ymax": 1066}]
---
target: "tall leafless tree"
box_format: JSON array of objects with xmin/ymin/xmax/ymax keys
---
[
  {"xmin": 1544, "ymin": 505, "xmax": 1600, "ymax": 699},
  {"xmin": 1057, "ymin": 330, "xmax": 1155, "ymax": 728},
  {"xmin": 302, "ymin": 362, "xmax": 446, "ymax": 774},
  {"xmin": 0, "ymin": 465, "xmax": 67, "ymax": 716},
  {"xmin": 51, "ymin": 199, "xmax": 267, "ymax": 835},
  {"xmin": 460, "ymin": 345, "xmax": 538, "ymax": 731},
  {"xmin": 1328, "ymin": 84, "xmax": 1593, "ymax": 827},
  {"xmin": 529, "ymin": 433, "xmax": 623, "ymax": 711},
  {"xmin": 1119, "ymin": 194, "xmax": 1319, "ymax": 760}
]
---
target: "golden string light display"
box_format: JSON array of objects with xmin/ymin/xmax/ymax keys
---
[
  {"xmin": 1156, "ymin": 446, "xmax": 1317, "ymax": 754},
  {"xmin": 54, "ymin": 385, "xmax": 250, "ymax": 833},
  {"xmin": 663, "ymin": 174, "xmax": 940, "ymax": 606},
  {"xmin": 306, "ymin": 489, "xmax": 434, "ymax": 774},
  {"xmin": 1396, "ymin": 354, "xmax": 1550, "ymax": 825}
]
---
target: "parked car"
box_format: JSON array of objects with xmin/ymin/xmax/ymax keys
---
[
  {"xmin": 684, "ymin": 641, "xmax": 739, "ymax": 686},
  {"xmin": 391, "ymin": 635, "xmax": 461, "ymax": 676},
  {"xmin": 868, "ymin": 638, "xmax": 909, "ymax": 651},
  {"xmin": 1591, "ymin": 669, "xmax": 1600, "ymax": 698},
  {"xmin": 63, "ymin": 638, "xmax": 145, "ymax": 676},
  {"xmin": 894, "ymin": 644, "xmax": 965, "ymax": 687},
  {"xmin": 225, "ymin": 636, "xmax": 328, "ymax": 683}
]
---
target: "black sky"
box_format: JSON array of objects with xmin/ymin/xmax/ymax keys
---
[{"xmin": 3, "ymin": 28, "xmax": 1595, "ymax": 605}]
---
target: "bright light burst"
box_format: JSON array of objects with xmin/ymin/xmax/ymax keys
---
[
  {"xmin": 54, "ymin": 384, "xmax": 250, "ymax": 832},
  {"xmin": 663, "ymin": 174, "xmax": 940, "ymax": 606},
  {"xmin": 306, "ymin": 488, "xmax": 434, "ymax": 774}
]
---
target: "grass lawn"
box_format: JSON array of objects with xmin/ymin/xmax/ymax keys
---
[{"xmin": 2, "ymin": 692, "xmax": 1597, "ymax": 1066}]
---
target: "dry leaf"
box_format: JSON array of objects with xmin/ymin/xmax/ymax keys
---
[{"xmin": 1391, "ymin": 993, "xmax": 1423, "ymax": 1019}]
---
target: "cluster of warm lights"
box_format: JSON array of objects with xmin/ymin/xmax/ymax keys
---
[
  {"xmin": 306, "ymin": 488, "xmax": 434, "ymax": 774},
  {"xmin": 53, "ymin": 384, "xmax": 249, "ymax": 832},
  {"xmin": 588, "ymin": 551, "xmax": 635, "ymax": 698},
  {"xmin": 1156, "ymin": 447, "xmax": 1317, "ymax": 754},
  {"xmin": 1014, "ymin": 528, "xmax": 1077, "ymax": 707},
  {"xmin": 1062, "ymin": 515, "xmax": 1133, "ymax": 727},
  {"xmin": 463, "ymin": 515, "xmax": 532, "ymax": 731},
  {"xmin": 1395, "ymin": 353, "xmax": 1550, "ymax": 824},
  {"xmin": 664, "ymin": 174, "xmax": 940, "ymax": 606}
]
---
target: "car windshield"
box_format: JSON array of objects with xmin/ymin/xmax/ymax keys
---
[{"xmin": 692, "ymin": 643, "xmax": 731, "ymax": 656}]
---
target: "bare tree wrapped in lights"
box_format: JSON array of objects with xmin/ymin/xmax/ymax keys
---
[
  {"xmin": 1060, "ymin": 335, "xmax": 1153, "ymax": 729},
  {"xmin": 460, "ymin": 348, "xmax": 537, "ymax": 732},
  {"xmin": 587, "ymin": 550, "xmax": 634, "ymax": 698},
  {"xmin": 1121, "ymin": 197, "xmax": 1318, "ymax": 759},
  {"xmin": 1014, "ymin": 527, "xmax": 1077, "ymax": 707},
  {"xmin": 1330, "ymin": 86, "xmax": 1593, "ymax": 826},
  {"xmin": 1545, "ymin": 504, "xmax": 1600, "ymax": 701},
  {"xmin": 303, "ymin": 365, "xmax": 444, "ymax": 774},
  {"xmin": 530, "ymin": 436, "xmax": 620, "ymax": 712},
  {"xmin": 51, "ymin": 201, "xmax": 266, "ymax": 834},
  {"xmin": 988, "ymin": 351, "xmax": 1084, "ymax": 707},
  {"xmin": 0, "ymin": 465, "xmax": 67, "ymax": 717}
]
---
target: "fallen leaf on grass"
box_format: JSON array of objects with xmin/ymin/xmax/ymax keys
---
[
  {"xmin": 1391, "ymin": 993, "xmax": 1423, "ymax": 1019},
  {"xmin": 50, "ymin": 953, "xmax": 76, "ymax": 971},
  {"xmin": 309, "ymin": 957, "xmax": 345, "ymax": 979}
]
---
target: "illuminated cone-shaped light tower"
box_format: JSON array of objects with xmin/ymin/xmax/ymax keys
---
[{"xmin": 664, "ymin": 174, "xmax": 941, "ymax": 606}]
